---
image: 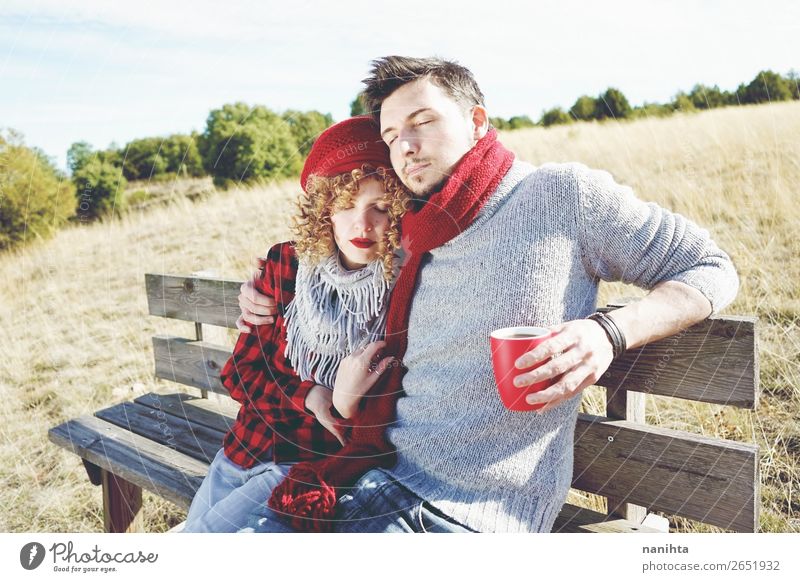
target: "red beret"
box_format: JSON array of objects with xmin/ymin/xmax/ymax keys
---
[{"xmin": 300, "ymin": 116, "xmax": 392, "ymax": 191}]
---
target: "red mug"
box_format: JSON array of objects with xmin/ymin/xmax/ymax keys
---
[{"xmin": 490, "ymin": 326, "xmax": 555, "ymax": 412}]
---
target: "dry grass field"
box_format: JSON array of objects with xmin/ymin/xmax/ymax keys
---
[{"xmin": 1, "ymin": 101, "xmax": 797, "ymax": 532}]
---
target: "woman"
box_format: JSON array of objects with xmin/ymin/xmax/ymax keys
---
[{"xmin": 182, "ymin": 116, "xmax": 410, "ymax": 532}]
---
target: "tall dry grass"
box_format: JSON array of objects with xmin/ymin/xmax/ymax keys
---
[{"xmin": 0, "ymin": 101, "xmax": 797, "ymax": 532}]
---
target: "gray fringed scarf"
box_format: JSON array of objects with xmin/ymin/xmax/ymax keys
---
[{"xmin": 283, "ymin": 253, "xmax": 391, "ymax": 389}]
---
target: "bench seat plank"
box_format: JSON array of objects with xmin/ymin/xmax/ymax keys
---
[
  {"xmin": 49, "ymin": 416, "xmax": 204, "ymax": 510},
  {"xmin": 134, "ymin": 392, "xmax": 238, "ymax": 434},
  {"xmin": 95, "ymin": 401, "xmax": 224, "ymax": 464}
]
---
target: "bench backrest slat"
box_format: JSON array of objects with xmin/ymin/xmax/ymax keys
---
[
  {"xmin": 152, "ymin": 336, "xmax": 230, "ymax": 396},
  {"xmin": 597, "ymin": 312, "xmax": 758, "ymax": 409},
  {"xmin": 146, "ymin": 274, "xmax": 241, "ymax": 329},
  {"xmin": 573, "ymin": 413, "xmax": 759, "ymax": 532}
]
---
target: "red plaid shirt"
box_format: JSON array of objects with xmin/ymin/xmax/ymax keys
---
[{"xmin": 219, "ymin": 241, "xmax": 344, "ymax": 468}]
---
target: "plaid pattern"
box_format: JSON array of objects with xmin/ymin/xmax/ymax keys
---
[{"xmin": 219, "ymin": 241, "xmax": 343, "ymax": 468}]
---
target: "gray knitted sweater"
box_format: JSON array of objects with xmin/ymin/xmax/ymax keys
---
[{"xmin": 385, "ymin": 160, "xmax": 739, "ymax": 533}]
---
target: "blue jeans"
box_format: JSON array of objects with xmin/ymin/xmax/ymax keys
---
[
  {"xmin": 333, "ymin": 469, "xmax": 476, "ymax": 533},
  {"xmin": 242, "ymin": 468, "xmax": 476, "ymax": 533},
  {"xmin": 183, "ymin": 447, "xmax": 294, "ymax": 533}
]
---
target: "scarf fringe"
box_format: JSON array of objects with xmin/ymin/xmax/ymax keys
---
[{"xmin": 284, "ymin": 254, "xmax": 391, "ymax": 388}]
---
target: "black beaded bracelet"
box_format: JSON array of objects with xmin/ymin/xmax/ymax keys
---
[{"xmin": 587, "ymin": 312, "xmax": 627, "ymax": 360}]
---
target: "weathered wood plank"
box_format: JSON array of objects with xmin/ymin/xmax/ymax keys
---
[
  {"xmin": 152, "ymin": 336, "xmax": 231, "ymax": 396},
  {"xmin": 145, "ymin": 273, "xmax": 242, "ymax": 328},
  {"xmin": 597, "ymin": 310, "xmax": 758, "ymax": 409},
  {"xmin": 95, "ymin": 401, "xmax": 224, "ymax": 464},
  {"xmin": 606, "ymin": 386, "xmax": 648, "ymax": 524},
  {"xmin": 146, "ymin": 274, "xmax": 758, "ymax": 408},
  {"xmin": 49, "ymin": 416, "xmax": 205, "ymax": 510},
  {"xmin": 102, "ymin": 470, "xmax": 143, "ymax": 533},
  {"xmin": 134, "ymin": 392, "xmax": 238, "ymax": 434},
  {"xmin": 552, "ymin": 503, "xmax": 663, "ymax": 533},
  {"xmin": 573, "ymin": 413, "xmax": 759, "ymax": 532}
]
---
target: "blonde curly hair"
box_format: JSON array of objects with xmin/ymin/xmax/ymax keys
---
[{"xmin": 292, "ymin": 164, "xmax": 411, "ymax": 281}]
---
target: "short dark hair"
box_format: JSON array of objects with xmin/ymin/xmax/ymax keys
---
[{"xmin": 362, "ymin": 56, "xmax": 485, "ymax": 124}]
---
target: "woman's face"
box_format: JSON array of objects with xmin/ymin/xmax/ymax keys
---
[{"xmin": 330, "ymin": 177, "xmax": 391, "ymax": 270}]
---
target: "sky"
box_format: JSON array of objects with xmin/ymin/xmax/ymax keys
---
[{"xmin": 1, "ymin": 0, "xmax": 798, "ymax": 171}]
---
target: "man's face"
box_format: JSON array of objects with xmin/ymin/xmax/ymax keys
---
[{"xmin": 379, "ymin": 78, "xmax": 478, "ymax": 198}]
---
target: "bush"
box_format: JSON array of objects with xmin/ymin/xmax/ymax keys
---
[
  {"xmin": 671, "ymin": 92, "xmax": 696, "ymax": 113},
  {"xmin": 742, "ymin": 70, "xmax": 793, "ymax": 104},
  {"xmin": 72, "ymin": 157, "xmax": 128, "ymax": 219},
  {"xmin": 688, "ymin": 84, "xmax": 731, "ymax": 109},
  {"xmin": 0, "ymin": 130, "xmax": 77, "ymax": 250},
  {"xmin": 596, "ymin": 88, "xmax": 631, "ymax": 120},
  {"xmin": 159, "ymin": 134, "xmax": 204, "ymax": 177},
  {"xmin": 121, "ymin": 137, "xmax": 167, "ymax": 180},
  {"xmin": 569, "ymin": 95, "xmax": 599, "ymax": 121},
  {"xmin": 350, "ymin": 93, "xmax": 367, "ymax": 116},
  {"xmin": 200, "ymin": 102, "xmax": 301, "ymax": 187},
  {"xmin": 630, "ymin": 102, "xmax": 673, "ymax": 119},
  {"xmin": 490, "ymin": 117, "xmax": 511, "ymax": 130},
  {"xmin": 787, "ymin": 70, "xmax": 800, "ymax": 100},
  {"xmin": 281, "ymin": 110, "xmax": 333, "ymax": 157},
  {"xmin": 540, "ymin": 107, "xmax": 572, "ymax": 127},
  {"xmin": 507, "ymin": 115, "xmax": 536, "ymax": 129}
]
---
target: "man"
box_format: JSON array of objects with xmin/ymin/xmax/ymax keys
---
[{"xmin": 237, "ymin": 56, "xmax": 739, "ymax": 533}]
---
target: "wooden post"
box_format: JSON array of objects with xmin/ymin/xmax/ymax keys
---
[
  {"xmin": 101, "ymin": 470, "xmax": 143, "ymax": 533},
  {"xmin": 605, "ymin": 387, "xmax": 648, "ymax": 523},
  {"xmin": 602, "ymin": 301, "xmax": 648, "ymax": 524}
]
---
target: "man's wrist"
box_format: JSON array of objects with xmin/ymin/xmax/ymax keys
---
[{"xmin": 587, "ymin": 312, "xmax": 627, "ymax": 360}]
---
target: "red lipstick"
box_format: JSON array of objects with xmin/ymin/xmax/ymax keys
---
[{"xmin": 350, "ymin": 238, "xmax": 375, "ymax": 249}]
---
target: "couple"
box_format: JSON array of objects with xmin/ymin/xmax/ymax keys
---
[{"xmin": 184, "ymin": 56, "xmax": 740, "ymax": 533}]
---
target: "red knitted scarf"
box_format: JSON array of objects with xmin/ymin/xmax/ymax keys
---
[{"xmin": 268, "ymin": 128, "xmax": 515, "ymax": 531}]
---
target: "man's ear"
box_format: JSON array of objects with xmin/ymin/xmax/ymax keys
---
[{"xmin": 470, "ymin": 105, "xmax": 490, "ymax": 141}]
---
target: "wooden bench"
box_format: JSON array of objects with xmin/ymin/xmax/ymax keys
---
[{"xmin": 49, "ymin": 272, "xmax": 760, "ymax": 533}]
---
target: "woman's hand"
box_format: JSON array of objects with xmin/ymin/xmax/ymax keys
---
[
  {"xmin": 305, "ymin": 385, "xmax": 348, "ymax": 446},
  {"xmin": 333, "ymin": 341, "xmax": 395, "ymax": 419},
  {"xmin": 236, "ymin": 276, "xmax": 277, "ymax": 333}
]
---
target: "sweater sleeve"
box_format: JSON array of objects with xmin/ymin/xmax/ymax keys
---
[
  {"xmin": 219, "ymin": 243, "xmax": 317, "ymax": 416},
  {"xmin": 574, "ymin": 164, "xmax": 740, "ymax": 315}
]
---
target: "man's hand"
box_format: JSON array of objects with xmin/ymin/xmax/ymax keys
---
[
  {"xmin": 305, "ymin": 385, "xmax": 348, "ymax": 446},
  {"xmin": 333, "ymin": 341, "xmax": 395, "ymax": 419},
  {"xmin": 512, "ymin": 319, "xmax": 614, "ymax": 414},
  {"xmin": 236, "ymin": 276, "xmax": 277, "ymax": 333}
]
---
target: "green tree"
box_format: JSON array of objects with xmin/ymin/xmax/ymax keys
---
[
  {"xmin": 688, "ymin": 84, "xmax": 730, "ymax": 109},
  {"xmin": 489, "ymin": 117, "xmax": 510, "ymax": 130},
  {"xmin": 742, "ymin": 70, "xmax": 792, "ymax": 104},
  {"xmin": 630, "ymin": 102, "xmax": 673, "ymax": 119},
  {"xmin": 507, "ymin": 115, "xmax": 536, "ymax": 129},
  {"xmin": 569, "ymin": 95, "xmax": 599, "ymax": 121},
  {"xmin": 121, "ymin": 137, "xmax": 168, "ymax": 181},
  {"xmin": 282, "ymin": 110, "xmax": 334, "ymax": 157},
  {"xmin": 540, "ymin": 107, "xmax": 572, "ymax": 127},
  {"xmin": 671, "ymin": 92, "xmax": 696, "ymax": 113},
  {"xmin": 350, "ymin": 93, "xmax": 367, "ymax": 116},
  {"xmin": 67, "ymin": 141, "xmax": 94, "ymax": 175},
  {"xmin": 784, "ymin": 69, "xmax": 799, "ymax": 100},
  {"xmin": 201, "ymin": 102, "xmax": 301, "ymax": 186},
  {"xmin": 72, "ymin": 157, "xmax": 128, "ymax": 219},
  {"xmin": 0, "ymin": 130, "xmax": 77, "ymax": 250},
  {"xmin": 160, "ymin": 134, "xmax": 204, "ymax": 177},
  {"xmin": 596, "ymin": 88, "xmax": 631, "ymax": 120}
]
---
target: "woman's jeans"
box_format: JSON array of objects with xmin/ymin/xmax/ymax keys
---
[
  {"xmin": 242, "ymin": 468, "xmax": 475, "ymax": 533},
  {"xmin": 182, "ymin": 447, "xmax": 294, "ymax": 533}
]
